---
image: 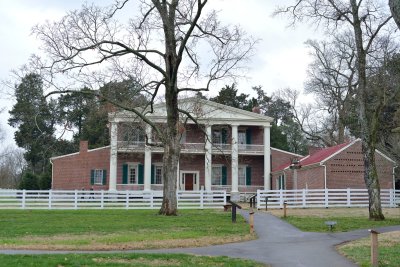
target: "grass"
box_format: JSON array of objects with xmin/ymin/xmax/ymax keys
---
[
  {"xmin": 0, "ymin": 253, "xmax": 267, "ymax": 267},
  {"xmin": 0, "ymin": 209, "xmax": 254, "ymax": 250},
  {"xmin": 338, "ymin": 231, "xmax": 400, "ymax": 267},
  {"xmin": 267, "ymin": 208, "xmax": 400, "ymax": 232}
]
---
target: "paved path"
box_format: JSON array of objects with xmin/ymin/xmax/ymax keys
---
[{"xmin": 1, "ymin": 210, "xmax": 400, "ymax": 267}]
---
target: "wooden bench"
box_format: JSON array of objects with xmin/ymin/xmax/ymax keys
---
[{"xmin": 223, "ymin": 204, "xmax": 232, "ymax": 212}]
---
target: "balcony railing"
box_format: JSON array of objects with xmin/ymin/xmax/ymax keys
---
[{"xmin": 117, "ymin": 141, "xmax": 264, "ymax": 154}]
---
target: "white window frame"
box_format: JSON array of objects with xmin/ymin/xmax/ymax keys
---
[
  {"xmin": 238, "ymin": 165, "xmax": 247, "ymax": 186},
  {"xmin": 212, "ymin": 165, "xmax": 223, "ymax": 185},
  {"xmin": 238, "ymin": 131, "xmax": 246, "ymax": 145},
  {"xmin": 276, "ymin": 174, "xmax": 285, "ymax": 190},
  {"xmin": 154, "ymin": 164, "xmax": 163, "ymax": 185},
  {"xmin": 128, "ymin": 163, "xmax": 138, "ymax": 184},
  {"xmin": 93, "ymin": 169, "xmax": 104, "ymax": 185}
]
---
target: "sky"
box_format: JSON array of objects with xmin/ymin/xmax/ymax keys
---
[{"xmin": 0, "ymin": 0, "xmax": 319, "ymax": 147}]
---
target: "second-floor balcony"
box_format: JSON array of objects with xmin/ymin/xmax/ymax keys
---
[{"xmin": 117, "ymin": 141, "xmax": 264, "ymax": 155}]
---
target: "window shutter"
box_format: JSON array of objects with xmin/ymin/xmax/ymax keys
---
[
  {"xmin": 246, "ymin": 128, "xmax": 252, "ymax": 144},
  {"xmin": 138, "ymin": 164, "xmax": 144, "ymax": 184},
  {"xmin": 122, "ymin": 164, "xmax": 128, "ymax": 184},
  {"xmin": 90, "ymin": 170, "xmax": 95, "ymax": 185},
  {"xmin": 102, "ymin": 170, "xmax": 107, "ymax": 185},
  {"xmin": 151, "ymin": 165, "xmax": 155, "ymax": 184},
  {"xmin": 221, "ymin": 128, "xmax": 228, "ymax": 144},
  {"xmin": 246, "ymin": 166, "xmax": 252, "ymax": 186},
  {"xmin": 221, "ymin": 166, "xmax": 227, "ymax": 185}
]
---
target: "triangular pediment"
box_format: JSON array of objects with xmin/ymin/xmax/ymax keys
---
[{"xmin": 111, "ymin": 97, "xmax": 273, "ymax": 126}]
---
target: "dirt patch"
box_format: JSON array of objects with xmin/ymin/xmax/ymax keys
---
[{"xmin": 0, "ymin": 233, "xmax": 255, "ymax": 251}]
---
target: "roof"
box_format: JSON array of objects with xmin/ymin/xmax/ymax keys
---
[
  {"xmin": 272, "ymin": 140, "xmax": 357, "ymax": 172},
  {"xmin": 109, "ymin": 97, "xmax": 274, "ymax": 125}
]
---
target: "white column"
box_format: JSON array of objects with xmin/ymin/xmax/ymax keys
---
[
  {"xmin": 204, "ymin": 124, "xmax": 212, "ymax": 191},
  {"xmin": 109, "ymin": 121, "xmax": 118, "ymax": 191},
  {"xmin": 264, "ymin": 125, "xmax": 271, "ymax": 190},
  {"xmin": 144, "ymin": 124, "xmax": 152, "ymax": 191},
  {"xmin": 231, "ymin": 124, "xmax": 239, "ymax": 193}
]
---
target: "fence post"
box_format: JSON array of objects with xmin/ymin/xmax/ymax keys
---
[
  {"xmin": 256, "ymin": 190, "xmax": 260, "ymax": 209},
  {"xmin": 302, "ymin": 189, "xmax": 306, "ymax": 208},
  {"xmin": 347, "ymin": 188, "xmax": 351, "ymax": 207},
  {"xmin": 125, "ymin": 191, "xmax": 129, "ymax": 209},
  {"xmin": 74, "ymin": 190, "xmax": 78, "ymax": 209},
  {"xmin": 100, "ymin": 190, "xmax": 104, "ymax": 209},
  {"xmin": 150, "ymin": 191, "xmax": 154, "ymax": 209},
  {"xmin": 369, "ymin": 229, "xmax": 379, "ymax": 267},
  {"xmin": 324, "ymin": 188, "xmax": 329, "ymax": 208},
  {"xmin": 200, "ymin": 190, "xmax": 204, "ymax": 209},
  {"xmin": 280, "ymin": 189, "xmax": 284, "ymax": 209},
  {"xmin": 48, "ymin": 190, "xmax": 52, "ymax": 209},
  {"xmin": 22, "ymin": 189, "xmax": 26, "ymax": 209},
  {"xmin": 389, "ymin": 189, "xmax": 394, "ymax": 208}
]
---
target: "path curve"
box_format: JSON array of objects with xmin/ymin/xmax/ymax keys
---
[{"xmin": 1, "ymin": 210, "xmax": 399, "ymax": 267}]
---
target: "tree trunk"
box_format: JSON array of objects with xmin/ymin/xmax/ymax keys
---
[
  {"xmin": 389, "ymin": 0, "xmax": 400, "ymax": 30},
  {"xmin": 350, "ymin": 0, "xmax": 384, "ymax": 220}
]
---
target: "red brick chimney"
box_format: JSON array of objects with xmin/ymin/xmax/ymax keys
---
[
  {"xmin": 80, "ymin": 140, "xmax": 89, "ymax": 153},
  {"xmin": 252, "ymin": 106, "xmax": 261, "ymax": 114}
]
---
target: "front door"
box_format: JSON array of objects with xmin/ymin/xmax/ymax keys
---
[
  {"xmin": 184, "ymin": 173, "xmax": 194, "ymax": 191},
  {"xmin": 180, "ymin": 171, "xmax": 199, "ymax": 191}
]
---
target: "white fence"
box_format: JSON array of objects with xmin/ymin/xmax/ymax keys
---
[
  {"xmin": 0, "ymin": 190, "xmax": 226, "ymax": 210},
  {"xmin": 257, "ymin": 189, "xmax": 400, "ymax": 209}
]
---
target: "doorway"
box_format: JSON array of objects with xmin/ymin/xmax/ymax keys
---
[{"xmin": 180, "ymin": 171, "xmax": 199, "ymax": 191}]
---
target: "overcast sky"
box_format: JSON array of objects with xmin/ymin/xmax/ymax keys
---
[{"xmin": 0, "ymin": 0, "xmax": 319, "ymax": 146}]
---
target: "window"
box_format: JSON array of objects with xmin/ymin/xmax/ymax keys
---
[
  {"xmin": 123, "ymin": 124, "xmax": 145, "ymax": 144},
  {"xmin": 122, "ymin": 163, "xmax": 143, "ymax": 184},
  {"xmin": 129, "ymin": 165, "xmax": 138, "ymax": 184},
  {"xmin": 238, "ymin": 131, "xmax": 246, "ymax": 145},
  {"xmin": 212, "ymin": 165, "xmax": 227, "ymax": 185},
  {"xmin": 91, "ymin": 169, "xmax": 106, "ymax": 185},
  {"xmin": 212, "ymin": 166, "xmax": 222, "ymax": 185},
  {"xmin": 154, "ymin": 165, "xmax": 163, "ymax": 184},
  {"xmin": 238, "ymin": 166, "xmax": 246, "ymax": 185},
  {"xmin": 212, "ymin": 128, "xmax": 228, "ymax": 144},
  {"xmin": 277, "ymin": 174, "xmax": 285, "ymax": 190}
]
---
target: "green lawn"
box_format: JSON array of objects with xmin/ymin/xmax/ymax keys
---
[
  {"xmin": 0, "ymin": 253, "xmax": 266, "ymax": 267},
  {"xmin": 338, "ymin": 231, "xmax": 400, "ymax": 267},
  {"xmin": 282, "ymin": 216, "xmax": 399, "ymax": 232},
  {"xmin": 0, "ymin": 209, "xmax": 253, "ymax": 250}
]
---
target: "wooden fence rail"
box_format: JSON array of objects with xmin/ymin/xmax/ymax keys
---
[
  {"xmin": 257, "ymin": 189, "xmax": 400, "ymax": 209},
  {"xmin": 0, "ymin": 190, "xmax": 226, "ymax": 210}
]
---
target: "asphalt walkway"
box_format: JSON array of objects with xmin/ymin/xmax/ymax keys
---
[{"xmin": 1, "ymin": 210, "xmax": 400, "ymax": 267}]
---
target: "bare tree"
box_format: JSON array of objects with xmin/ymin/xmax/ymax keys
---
[
  {"xmin": 0, "ymin": 146, "xmax": 26, "ymax": 189},
  {"xmin": 276, "ymin": 0, "xmax": 397, "ymax": 220},
  {"xmin": 305, "ymin": 33, "xmax": 358, "ymax": 144},
  {"xmin": 28, "ymin": 0, "xmax": 256, "ymax": 215}
]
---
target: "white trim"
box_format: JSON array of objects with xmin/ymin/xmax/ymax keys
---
[
  {"xmin": 51, "ymin": 146, "xmax": 110, "ymax": 160},
  {"xmin": 320, "ymin": 139, "xmax": 359, "ymax": 164},
  {"xmin": 179, "ymin": 171, "xmax": 200, "ymax": 191},
  {"xmin": 376, "ymin": 149, "xmax": 397, "ymax": 164},
  {"xmin": 271, "ymin": 147, "xmax": 304, "ymax": 157}
]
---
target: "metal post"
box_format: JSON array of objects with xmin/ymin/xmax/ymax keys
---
[
  {"xmin": 265, "ymin": 196, "xmax": 269, "ymax": 211},
  {"xmin": 232, "ymin": 205, "xmax": 237, "ymax": 223}
]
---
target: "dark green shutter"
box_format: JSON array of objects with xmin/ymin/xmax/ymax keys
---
[
  {"xmin": 246, "ymin": 128, "xmax": 252, "ymax": 144},
  {"xmin": 122, "ymin": 164, "xmax": 128, "ymax": 184},
  {"xmin": 151, "ymin": 165, "xmax": 155, "ymax": 184},
  {"xmin": 102, "ymin": 170, "xmax": 107, "ymax": 185},
  {"xmin": 221, "ymin": 166, "xmax": 227, "ymax": 185},
  {"xmin": 138, "ymin": 164, "xmax": 144, "ymax": 184},
  {"xmin": 90, "ymin": 170, "xmax": 95, "ymax": 185},
  {"xmin": 221, "ymin": 128, "xmax": 227, "ymax": 144},
  {"xmin": 246, "ymin": 166, "xmax": 252, "ymax": 186}
]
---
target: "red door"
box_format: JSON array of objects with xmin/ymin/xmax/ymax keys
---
[{"xmin": 184, "ymin": 173, "xmax": 194, "ymax": 191}]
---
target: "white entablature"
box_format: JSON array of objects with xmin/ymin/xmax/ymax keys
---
[{"xmin": 108, "ymin": 97, "xmax": 274, "ymax": 126}]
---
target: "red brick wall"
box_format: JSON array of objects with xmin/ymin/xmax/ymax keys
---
[
  {"xmin": 52, "ymin": 147, "xmax": 110, "ymax": 190},
  {"xmin": 271, "ymin": 148, "xmax": 300, "ymax": 171},
  {"xmin": 271, "ymin": 141, "xmax": 395, "ymax": 190},
  {"xmin": 185, "ymin": 124, "xmax": 205, "ymax": 143}
]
